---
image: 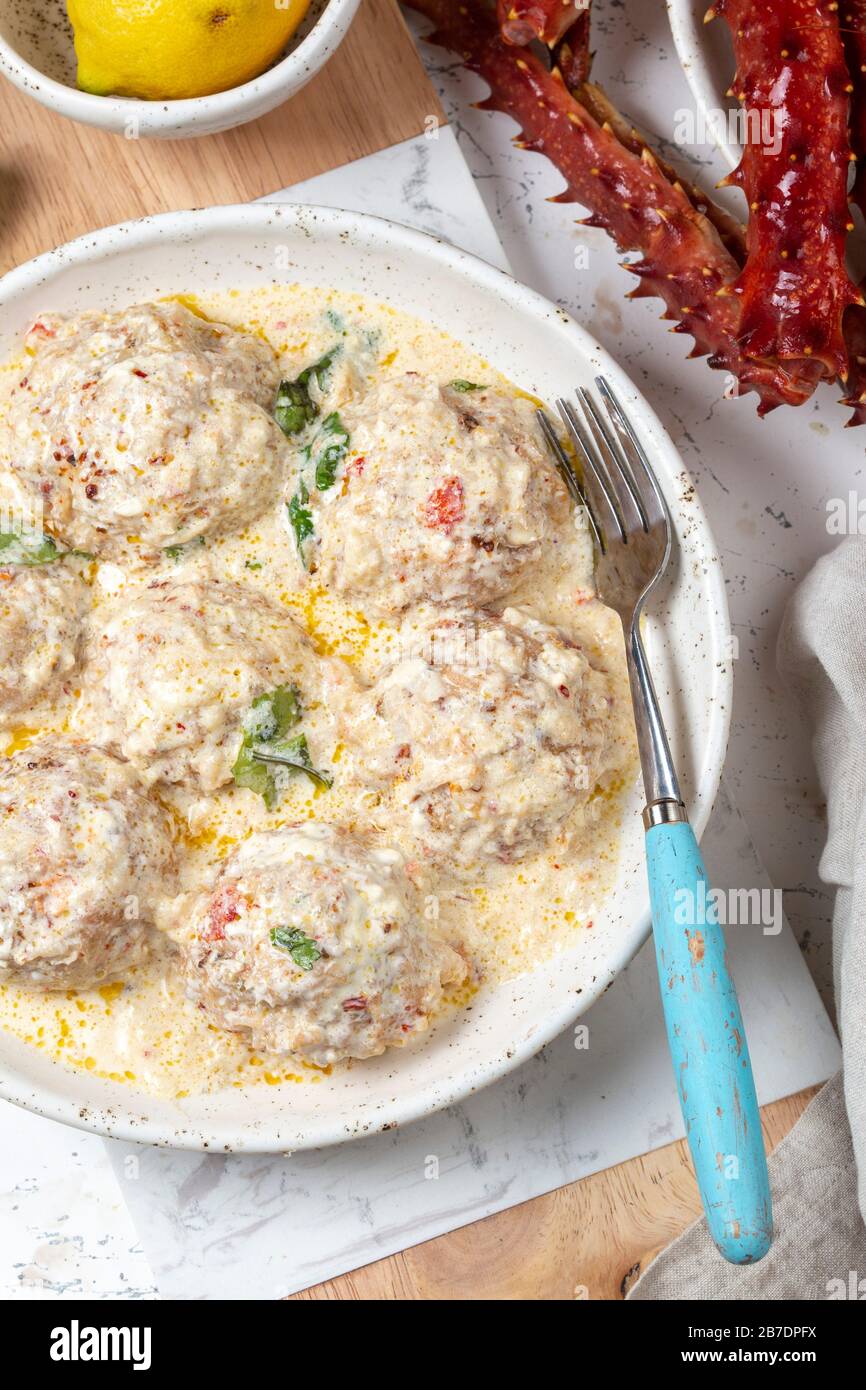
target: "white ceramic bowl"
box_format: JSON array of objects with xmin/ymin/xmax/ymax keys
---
[
  {"xmin": 0, "ymin": 203, "xmax": 732, "ymax": 1151},
  {"xmin": 667, "ymin": 0, "xmax": 739, "ymax": 170},
  {"xmin": 0, "ymin": 0, "xmax": 360, "ymax": 138}
]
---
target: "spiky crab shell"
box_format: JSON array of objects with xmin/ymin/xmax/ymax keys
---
[
  {"xmin": 409, "ymin": 0, "xmax": 823, "ymax": 412},
  {"xmin": 711, "ymin": 0, "xmax": 861, "ymax": 378},
  {"xmin": 842, "ymin": 0, "xmax": 866, "ymax": 218},
  {"xmin": 497, "ymin": 0, "xmax": 588, "ymax": 47},
  {"xmin": 839, "ymin": 2, "xmax": 866, "ymax": 421}
]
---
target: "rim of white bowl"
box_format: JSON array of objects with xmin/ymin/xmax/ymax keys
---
[
  {"xmin": 666, "ymin": 0, "xmax": 739, "ymax": 171},
  {"xmin": 0, "ymin": 0, "xmax": 360, "ymax": 134},
  {"xmin": 0, "ymin": 203, "xmax": 733, "ymax": 1150}
]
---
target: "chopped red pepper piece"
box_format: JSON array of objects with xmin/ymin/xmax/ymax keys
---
[
  {"xmin": 342, "ymin": 996, "xmax": 368, "ymax": 1012},
  {"xmin": 203, "ymin": 884, "xmax": 241, "ymax": 943},
  {"xmin": 422, "ymin": 475, "xmax": 464, "ymax": 533}
]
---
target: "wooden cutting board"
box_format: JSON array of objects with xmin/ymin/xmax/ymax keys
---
[
  {"xmin": 291, "ymin": 1087, "xmax": 817, "ymax": 1300},
  {"xmin": 0, "ymin": 0, "xmax": 443, "ymax": 273}
]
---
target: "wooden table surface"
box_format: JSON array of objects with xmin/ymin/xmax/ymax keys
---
[
  {"xmin": 0, "ymin": 0, "xmax": 814, "ymax": 1302},
  {"xmin": 0, "ymin": 0, "xmax": 443, "ymax": 274},
  {"xmin": 290, "ymin": 1088, "xmax": 816, "ymax": 1300}
]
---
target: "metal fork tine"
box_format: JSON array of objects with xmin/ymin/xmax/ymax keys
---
[
  {"xmin": 579, "ymin": 388, "xmax": 648, "ymax": 532},
  {"xmin": 556, "ymin": 397, "xmax": 625, "ymax": 545},
  {"xmin": 595, "ymin": 376, "xmax": 670, "ymax": 533},
  {"xmin": 536, "ymin": 409, "xmax": 603, "ymax": 552}
]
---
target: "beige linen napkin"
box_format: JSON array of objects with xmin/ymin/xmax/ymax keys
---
[{"xmin": 629, "ymin": 536, "xmax": 866, "ymax": 1300}]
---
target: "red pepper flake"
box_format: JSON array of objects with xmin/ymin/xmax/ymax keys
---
[
  {"xmin": 203, "ymin": 884, "xmax": 241, "ymax": 943},
  {"xmin": 29, "ymin": 320, "xmax": 56, "ymax": 338},
  {"xmin": 342, "ymin": 996, "xmax": 368, "ymax": 1012},
  {"xmin": 422, "ymin": 476, "xmax": 464, "ymax": 534},
  {"xmin": 559, "ymin": 684, "xmax": 570, "ymax": 698},
  {"xmin": 395, "ymin": 743, "xmax": 411, "ymax": 761},
  {"xmin": 346, "ymin": 455, "xmax": 366, "ymax": 479},
  {"xmin": 85, "ymin": 483, "xmax": 98, "ymax": 500},
  {"xmin": 132, "ymin": 368, "xmax": 148, "ymax": 378}
]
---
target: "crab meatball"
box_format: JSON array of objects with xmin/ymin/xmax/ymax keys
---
[
  {"xmin": 0, "ymin": 740, "xmax": 175, "ymax": 989},
  {"xmin": 4, "ymin": 302, "xmax": 287, "ymax": 562},
  {"xmin": 0, "ymin": 561, "xmax": 88, "ymax": 721},
  {"xmin": 78, "ymin": 578, "xmax": 350, "ymax": 793},
  {"xmin": 299, "ymin": 374, "xmax": 568, "ymax": 615},
  {"xmin": 340, "ymin": 606, "xmax": 617, "ymax": 870},
  {"xmin": 169, "ymin": 824, "xmax": 466, "ymax": 1066}
]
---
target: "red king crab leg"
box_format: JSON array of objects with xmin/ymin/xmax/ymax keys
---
[
  {"xmin": 498, "ymin": 0, "xmax": 593, "ymax": 86},
  {"xmin": 709, "ymin": 0, "xmax": 861, "ymax": 380},
  {"xmin": 497, "ymin": 0, "xmax": 589, "ymax": 47},
  {"xmin": 842, "ymin": 293, "xmax": 866, "ymax": 423},
  {"xmin": 552, "ymin": 5, "xmax": 593, "ymax": 87},
  {"xmin": 842, "ymin": 0, "xmax": 866, "ymax": 219},
  {"xmin": 840, "ymin": 2, "xmax": 866, "ymax": 421},
  {"xmin": 575, "ymin": 81, "xmax": 748, "ymax": 266},
  {"xmin": 407, "ymin": 0, "xmax": 824, "ymax": 411}
]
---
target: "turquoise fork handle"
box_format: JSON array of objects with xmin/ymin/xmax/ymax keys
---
[{"xmin": 646, "ymin": 820, "xmax": 772, "ymax": 1264}]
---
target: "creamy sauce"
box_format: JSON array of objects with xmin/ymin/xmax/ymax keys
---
[{"xmin": 0, "ymin": 286, "xmax": 637, "ymax": 1097}]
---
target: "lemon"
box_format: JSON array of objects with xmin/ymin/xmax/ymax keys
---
[{"xmin": 67, "ymin": 0, "xmax": 312, "ymax": 101}]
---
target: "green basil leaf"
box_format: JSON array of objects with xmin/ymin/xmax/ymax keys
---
[
  {"xmin": 0, "ymin": 532, "xmax": 60, "ymax": 566},
  {"xmin": 261, "ymin": 732, "xmax": 333, "ymax": 790},
  {"xmin": 450, "ymin": 379, "xmax": 487, "ymax": 393},
  {"xmin": 274, "ymin": 348, "xmax": 339, "ymax": 438},
  {"xmin": 242, "ymin": 685, "xmax": 302, "ymax": 744},
  {"xmin": 312, "ymin": 412, "xmax": 349, "ymax": 492},
  {"xmin": 269, "ymin": 925, "xmax": 322, "ymax": 971},
  {"xmin": 232, "ymin": 685, "xmax": 303, "ymax": 808},
  {"xmin": 230, "ymin": 741, "xmax": 278, "ymax": 808},
  {"xmin": 274, "ymin": 379, "xmax": 317, "ymax": 436},
  {"xmin": 288, "ymin": 481, "xmax": 314, "ymax": 566},
  {"xmin": 164, "ymin": 535, "xmax": 206, "ymax": 561}
]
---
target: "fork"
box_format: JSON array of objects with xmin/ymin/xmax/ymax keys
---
[{"xmin": 538, "ymin": 377, "xmax": 772, "ymax": 1266}]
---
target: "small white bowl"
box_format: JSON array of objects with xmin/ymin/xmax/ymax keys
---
[
  {"xmin": 666, "ymin": 0, "xmax": 739, "ymax": 170},
  {"xmin": 0, "ymin": 0, "xmax": 360, "ymax": 139}
]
